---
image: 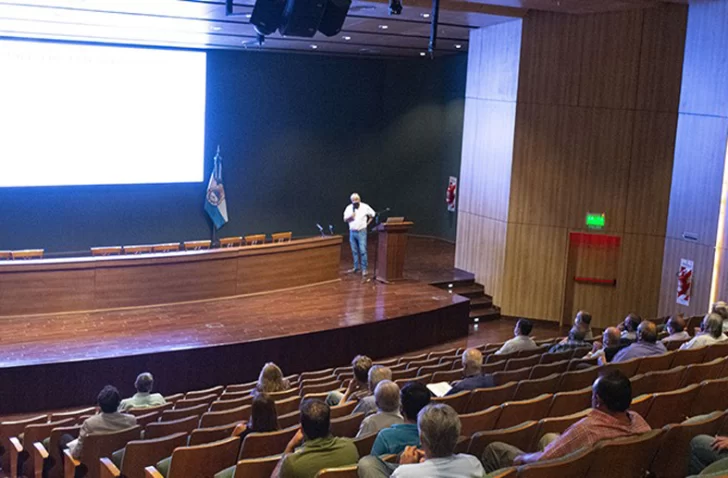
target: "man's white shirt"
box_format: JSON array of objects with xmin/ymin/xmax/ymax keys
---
[{"xmin": 344, "ymin": 202, "xmax": 375, "ymax": 231}]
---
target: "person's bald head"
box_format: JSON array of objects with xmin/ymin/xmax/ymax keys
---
[
  {"xmin": 637, "ymin": 321, "xmax": 658, "ymax": 343},
  {"xmin": 667, "ymin": 315, "xmax": 686, "ymax": 335},
  {"xmin": 603, "ymin": 327, "xmax": 621, "ymax": 348},
  {"xmin": 374, "ymin": 380, "xmax": 401, "ymax": 413},
  {"xmin": 462, "ymin": 348, "xmax": 482, "ymax": 377}
]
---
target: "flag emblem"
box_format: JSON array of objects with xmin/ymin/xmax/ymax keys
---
[{"xmin": 205, "ymin": 146, "xmax": 228, "ymax": 229}]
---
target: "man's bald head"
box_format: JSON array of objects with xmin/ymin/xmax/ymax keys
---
[
  {"xmin": 462, "ymin": 348, "xmax": 482, "ymax": 377},
  {"xmin": 637, "ymin": 320, "xmax": 658, "ymax": 343},
  {"xmin": 374, "ymin": 380, "xmax": 401, "ymax": 413},
  {"xmin": 603, "ymin": 327, "xmax": 621, "ymax": 347}
]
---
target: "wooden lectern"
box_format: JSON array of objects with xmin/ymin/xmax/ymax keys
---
[{"xmin": 375, "ymin": 221, "xmax": 414, "ymax": 283}]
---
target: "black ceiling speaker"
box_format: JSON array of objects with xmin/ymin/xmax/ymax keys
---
[
  {"xmin": 279, "ymin": 0, "xmax": 326, "ymax": 37},
  {"xmin": 318, "ymin": 0, "xmax": 352, "ymax": 37},
  {"xmin": 251, "ymin": 0, "xmax": 287, "ymax": 36}
]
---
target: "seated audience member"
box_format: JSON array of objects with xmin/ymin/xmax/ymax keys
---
[
  {"xmin": 662, "ymin": 314, "xmax": 690, "ymax": 343},
  {"xmin": 65, "ymin": 385, "xmax": 137, "ymax": 460},
  {"xmin": 370, "ymin": 382, "xmax": 431, "ymax": 456},
  {"xmin": 585, "ymin": 327, "xmax": 626, "ymax": 365},
  {"xmin": 119, "ymin": 372, "xmax": 166, "ymax": 411},
  {"xmin": 256, "ymin": 362, "xmax": 291, "ymax": 394},
  {"xmin": 712, "ymin": 301, "xmax": 728, "ymax": 333},
  {"xmin": 574, "ymin": 310, "xmax": 594, "ymax": 340},
  {"xmin": 446, "ymin": 348, "xmax": 495, "ymax": 395},
  {"xmin": 357, "ymin": 404, "xmax": 485, "ymax": 478},
  {"xmin": 689, "ymin": 434, "xmax": 728, "ymax": 476},
  {"xmin": 547, "ymin": 327, "xmax": 589, "ymax": 354},
  {"xmin": 357, "ymin": 381, "xmax": 403, "ymax": 437},
  {"xmin": 618, "ymin": 314, "xmax": 642, "ymax": 343},
  {"xmin": 354, "ymin": 365, "xmax": 393, "ymax": 416},
  {"xmin": 214, "ymin": 393, "xmax": 280, "ymax": 478},
  {"xmin": 612, "ymin": 321, "xmax": 666, "ymax": 362},
  {"xmin": 274, "ymin": 398, "xmax": 358, "ymax": 478},
  {"xmin": 328, "ymin": 355, "xmax": 373, "ymax": 406},
  {"xmin": 680, "ymin": 313, "xmax": 728, "ymax": 350},
  {"xmin": 494, "ymin": 319, "xmax": 539, "ymax": 355},
  {"xmin": 481, "ymin": 370, "xmax": 650, "ymax": 473}
]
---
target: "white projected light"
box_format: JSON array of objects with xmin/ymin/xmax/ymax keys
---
[{"xmin": 0, "ymin": 40, "xmax": 207, "ymax": 187}]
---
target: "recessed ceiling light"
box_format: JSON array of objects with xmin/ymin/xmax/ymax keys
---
[
  {"xmin": 421, "ymin": 13, "xmax": 430, "ymax": 18},
  {"xmin": 310, "ymin": 44, "xmax": 318, "ymax": 49},
  {"xmin": 419, "ymin": 52, "xmax": 426, "ymax": 57},
  {"xmin": 378, "ymin": 24, "xmax": 389, "ymax": 30},
  {"xmin": 342, "ymin": 35, "xmax": 352, "ymax": 40},
  {"xmin": 454, "ymin": 44, "xmax": 462, "ymax": 49}
]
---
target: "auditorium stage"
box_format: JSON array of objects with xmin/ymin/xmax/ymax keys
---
[{"xmin": 0, "ymin": 238, "xmax": 471, "ymax": 414}]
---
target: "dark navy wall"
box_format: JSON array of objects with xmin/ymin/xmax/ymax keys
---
[{"xmin": 0, "ymin": 49, "xmax": 466, "ymax": 254}]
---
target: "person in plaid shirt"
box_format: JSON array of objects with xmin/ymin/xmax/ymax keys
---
[{"xmin": 481, "ymin": 370, "xmax": 651, "ymax": 473}]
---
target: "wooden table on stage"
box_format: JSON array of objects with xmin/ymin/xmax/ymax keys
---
[{"xmin": 0, "ymin": 235, "xmax": 342, "ymax": 317}]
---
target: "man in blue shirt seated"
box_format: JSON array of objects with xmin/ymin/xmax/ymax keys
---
[
  {"xmin": 612, "ymin": 320, "xmax": 666, "ymax": 362},
  {"xmin": 446, "ymin": 348, "xmax": 495, "ymax": 395},
  {"xmin": 370, "ymin": 382, "xmax": 431, "ymax": 456}
]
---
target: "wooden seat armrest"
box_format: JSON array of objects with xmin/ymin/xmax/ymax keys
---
[
  {"xmin": 145, "ymin": 466, "xmax": 165, "ymax": 478},
  {"xmin": 9, "ymin": 436, "xmax": 23, "ymax": 478},
  {"xmin": 381, "ymin": 454, "xmax": 398, "ymax": 463},
  {"xmin": 33, "ymin": 442, "xmax": 50, "ymax": 478},
  {"xmin": 100, "ymin": 457, "xmax": 121, "ymax": 478},
  {"xmin": 63, "ymin": 449, "xmax": 81, "ymax": 478}
]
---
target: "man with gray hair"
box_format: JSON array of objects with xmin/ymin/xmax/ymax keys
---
[
  {"xmin": 446, "ymin": 348, "xmax": 494, "ymax": 395},
  {"xmin": 354, "ymin": 365, "xmax": 393, "ymax": 416},
  {"xmin": 119, "ymin": 372, "xmax": 166, "ymax": 411},
  {"xmin": 357, "ymin": 381, "xmax": 403, "ymax": 437},
  {"xmin": 343, "ymin": 192, "xmax": 376, "ymax": 277},
  {"xmin": 680, "ymin": 313, "xmax": 728, "ymax": 350},
  {"xmin": 357, "ymin": 404, "xmax": 485, "ymax": 478}
]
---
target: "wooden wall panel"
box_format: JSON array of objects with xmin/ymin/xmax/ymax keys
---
[
  {"xmin": 500, "ymin": 224, "xmax": 568, "ymax": 321},
  {"xmin": 577, "ymin": 10, "xmax": 643, "ymax": 109},
  {"xmin": 458, "ymin": 99, "xmax": 517, "ymax": 221},
  {"xmin": 466, "ymin": 20, "xmax": 523, "ymax": 102},
  {"xmin": 517, "ymin": 11, "xmax": 583, "ymax": 106},
  {"xmin": 636, "ymin": 4, "xmax": 688, "ymax": 113},
  {"xmin": 509, "ymin": 103, "xmax": 578, "ymax": 227},
  {"xmin": 659, "ymin": 237, "xmax": 714, "ymax": 316},
  {"xmin": 455, "ymin": 212, "xmax": 507, "ymax": 302},
  {"xmin": 616, "ymin": 233, "xmax": 665, "ymax": 320},
  {"xmin": 0, "ymin": 269, "xmax": 95, "ymax": 316},
  {"xmin": 624, "ymin": 111, "xmax": 679, "ymax": 236},
  {"xmin": 678, "ymin": 0, "xmax": 728, "ymax": 116},
  {"xmin": 665, "ymin": 114, "xmax": 728, "ymax": 246}
]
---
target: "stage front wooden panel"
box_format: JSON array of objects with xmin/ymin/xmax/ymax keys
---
[{"xmin": 0, "ymin": 236, "xmax": 342, "ymax": 316}]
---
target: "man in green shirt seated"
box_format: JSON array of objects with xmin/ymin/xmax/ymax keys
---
[
  {"xmin": 274, "ymin": 398, "xmax": 359, "ymax": 478},
  {"xmin": 119, "ymin": 372, "xmax": 166, "ymax": 411}
]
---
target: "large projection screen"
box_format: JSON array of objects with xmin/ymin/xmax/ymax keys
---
[{"xmin": 0, "ymin": 40, "xmax": 207, "ymax": 187}]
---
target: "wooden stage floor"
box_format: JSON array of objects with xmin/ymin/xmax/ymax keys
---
[{"xmin": 0, "ymin": 237, "xmax": 480, "ymax": 413}]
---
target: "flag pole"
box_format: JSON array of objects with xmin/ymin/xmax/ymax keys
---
[{"xmin": 210, "ymin": 145, "xmax": 221, "ymax": 248}]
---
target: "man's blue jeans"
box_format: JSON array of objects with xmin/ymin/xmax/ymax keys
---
[{"xmin": 350, "ymin": 229, "xmax": 368, "ymax": 272}]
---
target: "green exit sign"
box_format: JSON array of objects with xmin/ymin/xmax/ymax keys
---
[{"xmin": 586, "ymin": 213, "xmax": 605, "ymax": 229}]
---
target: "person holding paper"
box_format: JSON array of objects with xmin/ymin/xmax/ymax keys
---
[{"xmin": 445, "ymin": 348, "xmax": 495, "ymax": 396}]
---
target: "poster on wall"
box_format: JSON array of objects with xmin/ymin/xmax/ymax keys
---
[
  {"xmin": 446, "ymin": 176, "xmax": 457, "ymax": 212},
  {"xmin": 677, "ymin": 258, "xmax": 693, "ymax": 306}
]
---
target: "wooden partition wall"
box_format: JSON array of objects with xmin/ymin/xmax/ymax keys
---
[{"xmin": 457, "ymin": 4, "xmax": 693, "ymax": 327}]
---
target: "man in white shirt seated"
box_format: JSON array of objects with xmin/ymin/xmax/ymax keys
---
[
  {"xmin": 357, "ymin": 404, "xmax": 485, "ymax": 478},
  {"xmin": 494, "ymin": 319, "xmax": 540, "ymax": 355},
  {"xmin": 680, "ymin": 313, "xmax": 728, "ymax": 350},
  {"xmin": 661, "ymin": 315, "xmax": 690, "ymax": 343},
  {"xmin": 343, "ymin": 193, "xmax": 376, "ymax": 278},
  {"xmin": 119, "ymin": 372, "xmax": 167, "ymax": 411},
  {"xmin": 357, "ymin": 381, "xmax": 403, "ymax": 437}
]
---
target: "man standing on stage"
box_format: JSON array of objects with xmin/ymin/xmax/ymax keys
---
[{"xmin": 344, "ymin": 193, "xmax": 375, "ymax": 277}]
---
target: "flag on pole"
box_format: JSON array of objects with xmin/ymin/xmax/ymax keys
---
[{"xmin": 204, "ymin": 146, "xmax": 228, "ymax": 229}]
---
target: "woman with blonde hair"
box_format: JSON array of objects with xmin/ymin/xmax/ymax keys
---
[{"xmin": 255, "ymin": 362, "xmax": 290, "ymax": 394}]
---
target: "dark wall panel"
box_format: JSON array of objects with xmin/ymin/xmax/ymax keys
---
[{"xmin": 0, "ymin": 49, "xmax": 466, "ymax": 254}]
